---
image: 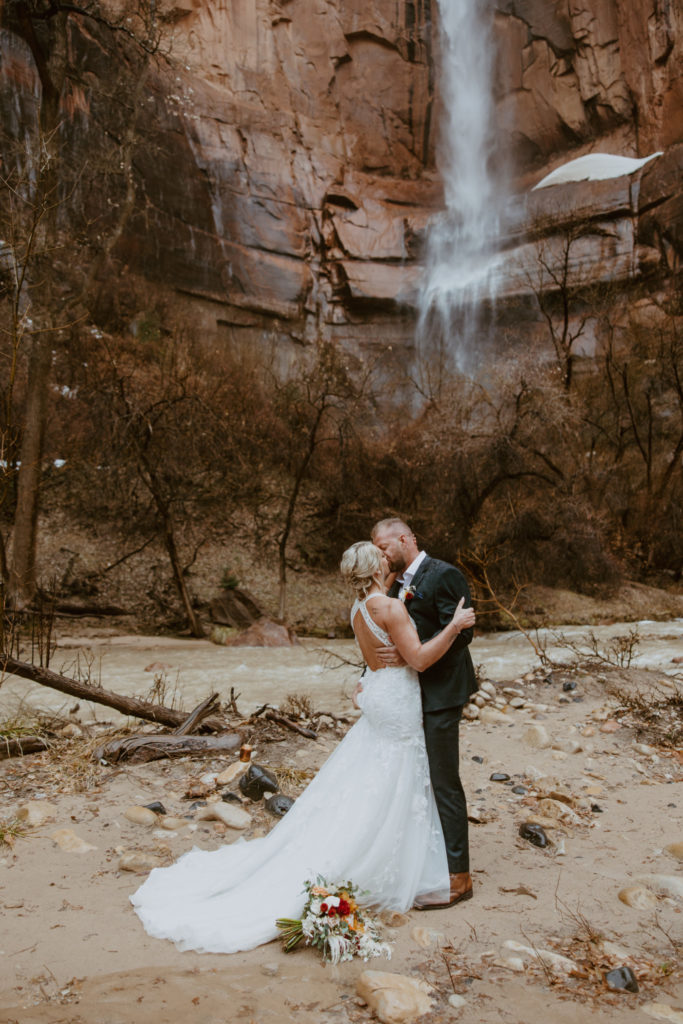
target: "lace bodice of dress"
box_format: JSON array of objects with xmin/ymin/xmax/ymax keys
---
[{"xmin": 351, "ymin": 596, "xmax": 392, "ymax": 646}]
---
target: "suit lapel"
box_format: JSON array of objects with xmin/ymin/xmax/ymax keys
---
[{"xmin": 409, "ymin": 556, "xmax": 432, "ymax": 593}]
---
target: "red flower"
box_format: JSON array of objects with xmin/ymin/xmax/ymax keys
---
[
  {"xmin": 404, "ymin": 591, "xmax": 414, "ymax": 602},
  {"xmin": 320, "ymin": 902, "xmax": 328, "ymax": 913},
  {"xmin": 338, "ymin": 898, "xmax": 351, "ymax": 916},
  {"xmin": 327, "ymin": 906, "xmax": 337, "ymax": 917}
]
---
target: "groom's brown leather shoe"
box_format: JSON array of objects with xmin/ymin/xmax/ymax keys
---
[{"xmin": 413, "ymin": 872, "xmax": 473, "ymax": 911}]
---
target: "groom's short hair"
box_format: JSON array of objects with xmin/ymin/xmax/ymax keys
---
[{"xmin": 371, "ymin": 517, "xmax": 413, "ymax": 538}]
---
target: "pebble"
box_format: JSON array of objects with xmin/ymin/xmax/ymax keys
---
[
  {"xmin": 196, "ymin": 803, "xmax": 252, "ymax": 830},
  {"xmin": 158, "ymin": 816, "xmax": 189, "ymax": 831},
  {"xmin": 411, "ymin": 926, "xmax": 444, "ymax": 949},
  {"xmin": 448, "ymin": 994, "xmax": 466, "ymax": 1009},
  {"xmin": 508, "ymin": 697, "xmax": 525, "ymax": 709},
  {"xmin": 502, "ymin": 687, "xmax": 524, "ymax": 698},
  {"xmin": 239, "ymin": 764, "xmax": 279, "ymax": 801},
  {"xmin": 58, "ymin": 723, "xmax": 82, "ymax": 739},
  {"xmin": 490, "ymin": 772, "xmax": 510, "ymax": 782},
  {"xmin": 265, "ymin": 794, "xmax": 294, "ymax": 817},
  {"xmin": 600, "ymin": 720, "xmax": 621, "ymax": 733},
  {"xmin": 618, "ymin": 885, "xmax": 659, "ymax": 909},
  {"xmin": 357, "ymin": 970, "xmax": 433, "ymax": 1024},
  {"xmin": 581, "ymin": 725, "xmax": 596, "ymax": 737},
  {"xmin": 664, "ymin": 842, "xmax": 683, "ymax": 861},
  {"xmin": 124, "ymin": 806, "xmax": 158, "ymax": 827},
  {"xmin": 118, "ymin": 851, "xmax": 163, "ymax": 872},
  {"xmin": 552, "ymin": 739, "xmax": 583, "ymax": 755},
  {"xmin": 502, "ymin": 940, "xmax": 577, "ymax": 975},
  {"xmin": 522, "ymin": 724, "xmax": 551, "ymax": 750},
  {"xmin": 462, "ymin": 704, "xmax": 479, "ymax": 720},
  {"xmin": 479, "ymin": 707, "xmax": 509, "ymax": 725},
  {"xmin": 16, "ymin": 801, "xmax": 57, "ymax": 827},
  {"xmin": 479, "ymin": 681, "xmax": 497, "ymax": 698},
  {"xmin": 144, "ymin": 801, "xmax": 167, "ymax": 815},
  {"xmin": 215, "ymin": 762, "xmax": 248, "ymax": 785},
  {"xmin": 51, "ymin": 828, "xmax": 97, "ymax": 853},
  {"xmin": 605, "ymin": 966, "xmax": 638, "ymax": 992},
  {"xmin": 537, "ymin": 798, "xmax": 581, "ymax": 825},
  {"xmin": 518, "ymin": 823, "xmax": 549, "ymax": 848},
  {"xmin": 502, "ymin": 956, "xmax": 525, "ymax": 972}
]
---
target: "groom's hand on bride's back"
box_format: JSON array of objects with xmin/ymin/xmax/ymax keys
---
[{"xmin": 375, "ymin": 643, "xmax": 406, "ymax": 667}]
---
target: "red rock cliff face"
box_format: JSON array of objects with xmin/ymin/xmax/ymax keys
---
[{"xmin": 2, "ymin": 0, "xmax": 682, "ymax": 349}]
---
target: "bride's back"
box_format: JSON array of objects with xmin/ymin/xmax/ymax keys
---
[{"xmin": 352, "ymin": 594, "xmax": 393, "ymax": 670}]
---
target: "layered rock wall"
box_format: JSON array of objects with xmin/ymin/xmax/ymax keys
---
[{"xmin": 1, "ymin": 0, "xmax": 682, "ymax": 352}]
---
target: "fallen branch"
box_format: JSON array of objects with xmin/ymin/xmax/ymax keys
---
[
  {"xmin": 93, "ymin": 731, "xmax": 242, "ymax": 764},
  {"xmin": 264, "ymin": 709, "xmax": 317, "ymax": 739},
  {"xmin": 1, "ymin": 735, "xmax": 50, "ymax": 760},
  {"xmin": 311, "ymin": 710, "xmax": 353, "ymax": 726},
  {"xmin": 174, "ymin": 693, "xmax": 221, "ymax": 736},
  {"xmin": 0, "ymin": 655, "xmax": 225, "ymax": 731}
]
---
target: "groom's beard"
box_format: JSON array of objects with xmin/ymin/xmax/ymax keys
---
[{"xmin": 387, "ymin": 555, "xmax": 407, "ymax": 574}]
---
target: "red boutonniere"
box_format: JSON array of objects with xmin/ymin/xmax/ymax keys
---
[{"xmin": 402, "ymin": 585, "xmax": 422, "ymax": 603}]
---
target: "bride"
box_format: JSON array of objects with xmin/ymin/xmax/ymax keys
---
[{"xmin": 131, "ymin": 541, "xmax": 476, "ymax": 954}]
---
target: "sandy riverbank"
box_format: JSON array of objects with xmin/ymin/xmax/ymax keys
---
[{"xmin": 0, "ymin": 656, "xmax": 681, "ymax": 1024}]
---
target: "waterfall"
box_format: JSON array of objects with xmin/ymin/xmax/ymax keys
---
[{"xmin": 417, "ymin": 0, "xmax": 502, "ymax": 377}]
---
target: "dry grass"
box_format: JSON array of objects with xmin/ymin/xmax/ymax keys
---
[{"xmin": 0, "ymin": 817, "xmax": 28, "ymax": 846}]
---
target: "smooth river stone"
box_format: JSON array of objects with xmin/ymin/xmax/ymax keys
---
[
  {"xmin": 479, "ymin": 707, "xmax": 509, "ymax": 725},
  {"xmin": 17, "ymin": 801, "xmax": 57, "ymax": 827},
  {"xmin": 522, "ymin": 724, "xmax": 551, "ymax": 749},
  {"xmin": 196, "ymin": 803, "xmax": 251, "ymax": 830},
  {"xmin": 618, "ymin": 885, "xmax": 659, "ymax": 910},
  {"xmin": 502, "ymin": 940, "xmax": 577, "ymax": 974},
  {"xmin": 124, "ymin": 806, "xmax": 158, "ymax": 826},
  {"xmin": 357, "ymin": 970, "xmax": 433, "ymax": 1024},
  {"xmin": 215, "ymin": 761, "xmax": 248, "ymax": 785},
  {"xmin": 119, "ymin": 851, "xmax": 163, "ymax": 872},
  {"xmin": 158, "ymin": 816, "xmax": 189, "ymax": 830},
  {"xmin": 51, "ymin": 828, "xmax": 97, "ymax": 853}
]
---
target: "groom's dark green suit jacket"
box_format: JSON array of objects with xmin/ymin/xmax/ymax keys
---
[{"xmin": 389, "ymin": 556, "xmax": 477, "ymax": 712}]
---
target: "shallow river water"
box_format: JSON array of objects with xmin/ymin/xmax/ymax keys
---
[{"xmin": 1, "ymin": 618, "xmax": 682, "ymax": 726}]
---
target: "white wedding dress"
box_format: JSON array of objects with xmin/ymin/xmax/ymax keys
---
[{"xmin": 130, "ymin": 597, "xmax": 449, "ymax": 953}]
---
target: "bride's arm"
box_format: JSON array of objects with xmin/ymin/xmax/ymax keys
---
[{"xmin": 383, "ymin": 598, "xmax": 475, "ymax": 672}]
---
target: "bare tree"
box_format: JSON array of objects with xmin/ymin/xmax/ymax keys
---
[
  {"xmin": 0, "ymin": 0, "xmax": 163, "ymax": 606},
  {"xmin": 268, "ymin": 340, "xmax": 374, "ymax": 621}
]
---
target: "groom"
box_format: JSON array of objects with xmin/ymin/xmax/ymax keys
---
[{"xmin": 371, "ymin": 517, "xmax": 477, "ymax": 908}]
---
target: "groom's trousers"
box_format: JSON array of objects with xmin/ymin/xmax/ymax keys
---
[{"xmin": 422, "ymin": 704, "xmax": 469, "ymax": 874}]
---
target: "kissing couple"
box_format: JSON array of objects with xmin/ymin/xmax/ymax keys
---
[{"xmin": 131, "ymin": 517, "xmax": 477, "ymax": 953}]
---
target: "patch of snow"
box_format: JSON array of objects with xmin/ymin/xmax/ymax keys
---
[{"xmin": 532, "ymin": 152, "xmax": 662, "ymax": 190}]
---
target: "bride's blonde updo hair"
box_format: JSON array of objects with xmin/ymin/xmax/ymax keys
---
[{"xmin": 340, "ymin": 541, "xmax": 383, "ymax": 599}]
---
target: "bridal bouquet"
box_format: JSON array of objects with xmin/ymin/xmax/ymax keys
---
[{"xmin": 276, "ymin": 878, "xmax": 392, "ymax": 965}]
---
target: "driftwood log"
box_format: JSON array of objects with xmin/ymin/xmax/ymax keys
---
[
  {"xmin": 92, "ymin": 694, "xmax": 242, "ymax": 764},
  {"xmin": 94, "ymin": 731, "xmax": 242, "ymax": 764},
  {"xmin": 0, "ymin": 735, "xmax": 50, "ymax": 760},
  {"xmin": 0, "ymin": 655, "xmax": 226, "ymax": 731}
]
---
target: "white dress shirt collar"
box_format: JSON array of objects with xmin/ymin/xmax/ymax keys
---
[{"xmin": 398, "ymin": 549, "xmax": 427, "ymax": 586}]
